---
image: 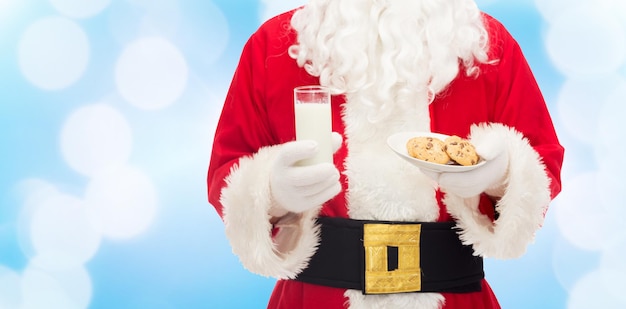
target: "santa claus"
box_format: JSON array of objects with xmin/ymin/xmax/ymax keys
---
[{"xmin": 207, "ymin": 0, "xmax": 564, "ymax": 308}]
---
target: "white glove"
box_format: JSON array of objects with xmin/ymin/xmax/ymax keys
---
[
  {"xmin": 269, "ymin": 133, "xmax": 343, "ymax": 214},
  {"xmin": 423, "ymin": 137, "xmax": 509, "ymax": 198}
]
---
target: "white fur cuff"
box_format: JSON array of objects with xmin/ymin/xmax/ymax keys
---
[
  {"xmin": 445, "ymin": 123, "xmax": 552, "ymax": 259},
  {"xmin": 220, "ymin": 145, "xmax": 321, "ymax": 279}
]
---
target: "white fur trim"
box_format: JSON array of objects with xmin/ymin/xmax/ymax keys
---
[
  {"xmin": 220, "ymin": 145, "xmax": 321, "ymax": 279},
  {"xmin": 345, "ymin": 290, "xmax": 444, "ymax": 309},
  {"xmin": 342, "ymin": 92, "xmax": 440, "ymax": 222},
  {"xmin": 342, "ymin": 88, "xmax": 444, "ymax": 307},
  {"xmin": 444, "ymin": 123, "xmax": 551, "ymax": 259}
]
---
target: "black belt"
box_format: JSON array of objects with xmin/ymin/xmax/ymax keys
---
[{"xmin": 294, "ymin": 217, "xmax": 484, "ymax": 294}]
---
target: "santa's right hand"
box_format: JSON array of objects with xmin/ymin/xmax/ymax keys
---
[{"xmin": 270, "ymin": 140, "xmax": 341, "ymax": 214}]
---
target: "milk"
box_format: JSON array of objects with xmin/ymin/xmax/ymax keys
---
[{"xmin": 294, "ymin": 101, "xmax": 333, "ymax": 166}]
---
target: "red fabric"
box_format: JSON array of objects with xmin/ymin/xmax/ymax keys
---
[
  {"xmin": 207, "ymin": 9, "xmax": 563, "ymax": 309},
  {"xmin": 267, "ymin": 281, "xmax": 348, "ymax": 309},
  {"xmin": 429, "ymin": 15, "xmax": 563, "ymax": 201},
  {"xmin": 266, "ymin": 280, "xmax": 501, "ymax": 309},
  {"xmin": 440, "ymin": 280, "xmax": 502, "ymax": 309}
]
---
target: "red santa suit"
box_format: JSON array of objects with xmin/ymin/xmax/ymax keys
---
[{"xmin": 207, "ymin": 7, "xmax": 564, "ymax": 309}]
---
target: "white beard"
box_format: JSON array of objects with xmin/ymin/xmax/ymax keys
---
[{"xmin": 289, "ymin": 0, "xmax": 489, "ymax": 122}]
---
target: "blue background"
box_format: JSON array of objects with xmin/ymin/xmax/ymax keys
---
[{"xmin": 2, "ymin": 0, "xmax": 626, "ymax": 308}]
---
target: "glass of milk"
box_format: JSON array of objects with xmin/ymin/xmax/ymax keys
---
[{"xmin": 294, "ymin": 85, "xmax": 333, "ymax": 166}]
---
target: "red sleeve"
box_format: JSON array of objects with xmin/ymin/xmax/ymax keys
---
[
  {"xmin": 206, "ymin": 10, "xmax": 306, "ymax": 218},
  {"xmin": 207, "ymin": 30, "xmax": 274, "ymax": 218},
  {"xmin": 431, "ymin": 14, "xmax": 565, "ymax": 222},
  {"xmin": 483, "ymin": 14, "xmax": 564, "ymax": 199}
]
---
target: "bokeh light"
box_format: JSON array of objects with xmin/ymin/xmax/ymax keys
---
[
  {"xmin": 17, "ymin": 16, "xmax": 89, "ymax": 90},
  {"xmin": 552, "ymin": 172, "xmax": 611, "ymax": 251},
  {"xmin": 29, "ymin": 194, "xmax": 101, "ymax": 265},
  {"xmin": 60, "ymin": 103, "xmax": 133, "ymax": 177},
  {"xmin": 0, "ymin": 0, "xmax": 15, "ymax": 16},
  {"xmin": 135, "ymin": 0, "xmax": 182, "ymax": 37},
  {"xmin": 567, "ymin": 271, "xmax": 626, "ymax": 309},
  {"xmin": 84, "ymin": 164, "xmax": 158, "ymax": 239},
  {"xmin": 534, "ymin": 0, "xmax": 586, "ymax": 22},
  {"xmin": 16, "ymin": 179, "xmax": 63, "ymax": 260},
  {"xmin": 556, "ymin": 75, "xmax": 623, "ymax": 144},
  {"xmin": 600, "ymin": 234, "xmax": 626, "ymax": 305},
  {"xmin": 596, "ymin": 81, "xmax": 626, "ymax": 223},
  {"xmin": 551, "ymin": 237, "xmax": 599, "ymax": 292},
  {"xmin": 0, "ymin": 266, "xmax": 21, "ymax": 309},
  {"xmin": 49, "ymin": 0, "xmax": 111, "ymax": 19},
  {"xmin": 545, "ymin": 3, "xmax": 626, "ymax": 79},
  {"xmin": 115, "ymin": 37, "xmax": 189, "ymax": 110},
  {"xmin": 20, "ymin": 263, "xmax": 91, "ymax": 309}
]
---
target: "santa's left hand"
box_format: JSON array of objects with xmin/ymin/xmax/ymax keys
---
[{"xmin": 423, "ymin": 138, "xmax": 509, "ymax": 198}]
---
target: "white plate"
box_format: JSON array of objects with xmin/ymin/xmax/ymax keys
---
[{"xmin": 386, "ymin": 131, "xmax": 486, "ymax": 172}]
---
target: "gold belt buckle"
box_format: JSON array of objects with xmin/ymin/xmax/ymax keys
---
[{"xmin": 363, "ymin": 223, "xmax": 422, "ymax": 294}]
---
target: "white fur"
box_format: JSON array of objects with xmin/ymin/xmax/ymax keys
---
[
  {"xmin": 290, "ymin": 0, "xmax": 488, "ymax": 123},
  {"xmin": 444, "ymin": 123, "xmax": 552, "ymax": 259},
  {"xmin": 340, "ymin": 72, "xmax": 445, "ymax": 309},
  {"xmin": 220, "ymin": 145, "xmax": 321, "ymax": 279},
  {"xmin": 342, "ymin": 89, "xmax": 439, "ymax": 222}
]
